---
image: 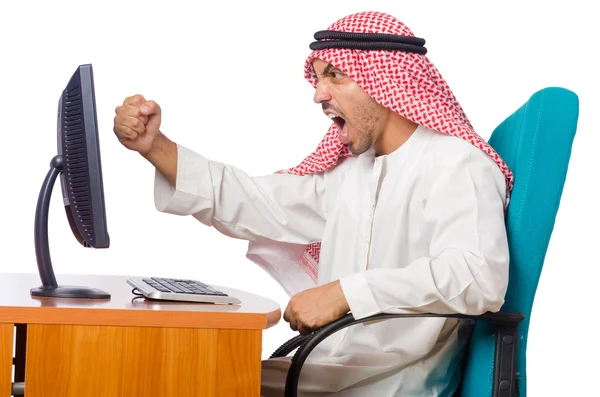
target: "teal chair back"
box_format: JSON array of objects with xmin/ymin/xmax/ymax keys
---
[{"xmin": 458, "ymin": 87, "xmax": 579, "ymax": 396}]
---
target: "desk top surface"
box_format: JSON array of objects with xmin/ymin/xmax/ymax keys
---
[{"xmin": 0, "ymin": 273, "xmax": 281, "ymax": 330}]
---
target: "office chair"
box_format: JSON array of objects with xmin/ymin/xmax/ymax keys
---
[{"xmin": 270, "ymin": 87, "xmax": 580, "ymax": 397}]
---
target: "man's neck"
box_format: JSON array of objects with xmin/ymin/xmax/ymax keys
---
[{"xmin": 373, "ymin": 113, "xmax": 418, "ymax": 156}]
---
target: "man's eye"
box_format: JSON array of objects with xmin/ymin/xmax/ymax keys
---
[{"xmin": 332, "ymin": 71, "xmax": 344, "ymax": 79}]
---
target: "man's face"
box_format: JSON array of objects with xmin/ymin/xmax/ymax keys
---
[{"xmin": 312, "ymin": 58, "xmax": 387, "ymax": 155}]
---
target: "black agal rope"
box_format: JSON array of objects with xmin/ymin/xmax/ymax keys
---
[{"xmin": 310, "ymin": 30, "xmax": 427, "ymax": 54}]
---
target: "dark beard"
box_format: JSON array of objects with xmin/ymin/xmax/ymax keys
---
[
  {"xmin": 348, "ymin": 99, "xmax": 379, "ymax": 154},
  {"xmin": 348, "ymin": 131, "xmax": 374, "ymax": 155}
]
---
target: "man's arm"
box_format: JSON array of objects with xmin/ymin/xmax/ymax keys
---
[
  {"xmin": 339, "ymin": 154, "xmax": 510, "ymax": 320},
  {"xmin": 154, "ymin": 143, "xmax": 327, "ymax": 244},
  {"xmin": 282, "ymin": 153, "xmax": 509, "ymax": 334},
  {"xmin": 113, "ymin": 94, "xmax": 327, "ymax": 245}
]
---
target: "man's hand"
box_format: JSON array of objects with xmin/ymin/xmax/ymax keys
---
[
  {"xmin": 113, "ymin": 94, "xmax": 162, "ymax": 156},
  {"xmin": 113, "ymin": 94, "xmax": 178, "ymax": 186},
  {"xmin": 283, "ymin": 280, "xmax": 350, "ymax": 335}
]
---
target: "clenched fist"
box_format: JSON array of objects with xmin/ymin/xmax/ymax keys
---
[
  {"xmin": 113, "ymin": 94, "xmax": 178, "ymax": 187},
  {"xmin": 113, "ymin": 94, "xmax": 162, "ymax": 156},
  {"xmin": 283, "ymin": 280, "xmax": 350, "ymax": 335}
]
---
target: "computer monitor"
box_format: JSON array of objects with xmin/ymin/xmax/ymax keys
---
[{"xmin": 31, "ymin": 64, "xmax": 111, "ymax": 299}]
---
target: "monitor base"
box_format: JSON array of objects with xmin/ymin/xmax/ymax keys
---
[{"xmin": 31, "ymin": 285, "xmax": 110, "ymax": 299}]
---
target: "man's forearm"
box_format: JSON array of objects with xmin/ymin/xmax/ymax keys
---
[{"xmin": 143, "ymin": 133, "xmax": 178, "ymax": 187}]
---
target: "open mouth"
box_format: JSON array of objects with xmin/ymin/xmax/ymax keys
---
[
  {"xmin": 328, "ymin": 114, "xmax": 346, "ymax": 130},
  {"xmin": 327, "ymin": 113, "xmax": 349, "ymax": 142}
]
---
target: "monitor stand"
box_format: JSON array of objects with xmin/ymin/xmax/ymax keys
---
[{"xmin": 30, "ymin": 155, "xmax": 110, "ymax": 299}]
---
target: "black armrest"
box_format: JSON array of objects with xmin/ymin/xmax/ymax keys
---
[
  {"xmin": 270, "ymin": 334, "xmax": 312, "ymax": 359},
  {"xmin": 276, "ymin": 311, "xmax": 524, "ymax": 397}
]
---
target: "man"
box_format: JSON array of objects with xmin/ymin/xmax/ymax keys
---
[{"xmin": 113, "ymin": 11, "xmax": 512, "ymax": 397}]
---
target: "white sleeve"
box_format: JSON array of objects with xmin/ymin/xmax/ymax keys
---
[
  {"xmin": 154, "ymin": 144, "xmax": 327, "ymax": 244},
  {"xmin": 339, "ymin": 155, "xmax": 510, "ymax": 320}
]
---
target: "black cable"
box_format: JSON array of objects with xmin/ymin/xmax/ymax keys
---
[{"xmin": 131, "ymin": 287, "xmax": 144, "ymax": 296}]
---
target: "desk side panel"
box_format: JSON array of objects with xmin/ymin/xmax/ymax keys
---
[
  {"xmin": 0, "ymin": 324, "xmax": 12, "ymax": 397},
  {"xmin": 25, "ymin": 324, "xmax": 262, "ymax": 397}
]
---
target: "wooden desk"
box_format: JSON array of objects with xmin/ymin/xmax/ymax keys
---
[{"xmin": 0, "ymin": 273, "xmax": 281, "ymax": 397}]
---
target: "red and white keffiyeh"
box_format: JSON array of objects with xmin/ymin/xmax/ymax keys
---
[{"xmin": 249, "ymin": 11, "xmax": 513, "ymax": 286}]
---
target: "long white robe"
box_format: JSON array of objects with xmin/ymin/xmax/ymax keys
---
[{"xmin": 154, "ymin": 125, "xmax": 509, "ymax": 396}]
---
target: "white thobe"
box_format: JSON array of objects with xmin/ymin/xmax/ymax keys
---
[{"xmin": 154, "ymin": 125, "xmax": 510, "ymax": 397}]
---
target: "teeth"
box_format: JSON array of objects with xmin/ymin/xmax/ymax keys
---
[{"xmin": 328, "ymin": 113, "xmax": 336, "ymax": 119}]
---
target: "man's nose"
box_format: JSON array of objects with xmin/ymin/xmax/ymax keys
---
[{"xmin": 313, "ymin": 81, "xmax": 332, "ymax": 104}]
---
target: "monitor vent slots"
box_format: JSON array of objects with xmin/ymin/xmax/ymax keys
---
[{"xmin": 63, "ymin": 84, "xmax": 93, "ymax": 238}]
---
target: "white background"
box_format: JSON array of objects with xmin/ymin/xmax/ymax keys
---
[{"xmin": 1, "ymin": 1, "xmax": 597, "ymax": 395}]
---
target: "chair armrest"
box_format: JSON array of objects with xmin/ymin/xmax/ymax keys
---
[
  {"xmin": 280, "ymin": 311, "xmax": 524, "ymax": 397},
  {"xmin": 270, "ymin": 334, "xmax": 311, "ymax": 359}
]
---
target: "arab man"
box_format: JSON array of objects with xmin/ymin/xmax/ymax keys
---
[{"xmin": 113, "ymin": 11, "xmax": 512, "ymax": 397}]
